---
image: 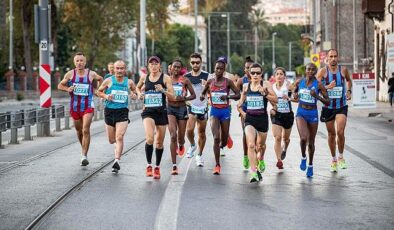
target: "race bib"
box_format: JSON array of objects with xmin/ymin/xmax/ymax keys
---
[
  {"xmin": 327, "ymin": 86, "xmax": 343, "ymax": 99},
  {"xmin": 144, "ymin": 92, "xmax": 163, "ymax": 107},
  {"xmin": 191, "ymin": 105, "xmax": 206, "ymax": 114},
  {"xmin": 111, "ymin": 90, "xmax": 128, "ymax": 103},
  {"xmin": 73, "ymin": 83, "xmax": 89, "ymax": 96},
  {"xmin": 299, "ymin": 89, "xmax": 316, "ymax": 104},
  {"xmin": 211, "ymin": 92, "xmax": 227, "ymax": 105},
  {"xmin": 173, "ymin": 85, "xmax": 183, "ymax": 97},
  {"xmin": 246, "ymin": 95, "xmax": 264, "ymax": 110},
  {"xmin": 277, "ymin": 98, "xmax": 290, "ymax": 113}
]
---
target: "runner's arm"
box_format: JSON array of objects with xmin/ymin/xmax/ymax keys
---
[
  {"xmin": 181, "ymin": 78, "xmax": 196, "ymax": 102},
  {"xmin": 58, "ymin": 71, "xmax": 73, "ymax": 93},
  {"xmin": 200, "ymin": 79, "xmax": 212, "ymax": 101},
  {"xmin": 136, "ymin": 75, "xmax": 146, "ymax": 99},
  {"xmin": 265, "ymin": 81, "xmax": 278, "ymax": 104},
  {"xmin": 228, "ymin": 79, "xmax": 240, "ymax": 100},
  {"xmin": 96, "ymin": 78, "xmax": 111, "ymax": 100},
  {"xmin": 317, "ymin": 81, "xmax": 330, "ymax": 105},
  {"xmin": 343, "ymin": 67, "xmax": 352, "ymax": 100},
  {"xmin": 129, "ymin": 79, "xmax": 138, "ymax": 100},
  {"xmin": 161, "ymin": 74, "xmax": 175, "ymax": 101},
  {"xmin": 236, "ymin": 85, "xmax": 247, "ymax": 117}
]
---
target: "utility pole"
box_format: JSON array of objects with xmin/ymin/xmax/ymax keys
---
[
  {"xmin": 289, "ymin": 42, "xmax": 292, "ymax": 71},
  {"xmin": 226, "ymin": 12, "xmax": 231, "ymax": 72},
  {"xmin": 140, "ymin": 0, "xmax": 146, "ymax": 67},
  {"xmin": 194, "ymin": 0, "xmax": 198, "ymax": 53},
  {"xmin": 353, "ymin": 0, "xmax": 358, "ymax": 72},
  {"xmin": 9, "ymin": 0, "xmax": 13, "ymax": 69}
]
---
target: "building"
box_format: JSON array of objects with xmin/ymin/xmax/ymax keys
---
[{"xmin": 265, "ymin": 8, "xmax": 309, "ymax": 25}]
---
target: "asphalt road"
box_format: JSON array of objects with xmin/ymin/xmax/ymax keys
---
[{"xmin": 0, "ymin": 104, "xmax": 393, "ymax": 230}]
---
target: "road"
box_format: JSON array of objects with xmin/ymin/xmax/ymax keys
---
[{"xmin": 0, "ymin": 104, "xmax": 393, "ymax": 230}]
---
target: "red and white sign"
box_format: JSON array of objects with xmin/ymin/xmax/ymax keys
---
[
  {"xmin": 352, "ymin": 73, "xmax": 375, "ymax": 108},
  {"xmin": 39, "ymin": 64, "xmax": 51, "ymax": 108}
]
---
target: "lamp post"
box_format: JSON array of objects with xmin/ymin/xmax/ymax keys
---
[
  {"xmin": 272, "ymin": 32, "xmax": 277, "ymax": 71},
  {"xmin": 194, "ymin": 0, "xmax": 198, "ymax": 53},
  {"xmin": 9, "ymin": 0, "xmax": 13, "ymax": 69}
]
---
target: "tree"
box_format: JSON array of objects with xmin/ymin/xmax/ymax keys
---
[{"xmin": 21, "ymin": 0, "xmax": 34, "ymax": 81}]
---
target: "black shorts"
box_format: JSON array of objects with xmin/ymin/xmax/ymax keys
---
[
  {"xmin": 187, "ymin": 105, "xmax": 208, "ymax": 121},
  {"xmin": 320, "ymin": 105, "xmax": 348, "ymax": 122},
  {"xmin": 270, "ymin": 111, "xmax": 294, "ymax": 129},
  {"xmin": 245, "ymin": 113, "xmax": 269, "ymax": 133},
  {"xmin": 104, "ymin": 108, "xmax": 129, "ymax": 127},
  {"xmin": 141, "ymin": 108, "xmax": 168, "ymax": 126},
  {"xmin": 167, "ymin": 105, "xmax": 189, "ymax": 120}
]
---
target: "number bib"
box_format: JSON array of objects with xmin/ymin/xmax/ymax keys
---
[
  {"xmin": 211, "ymin": 92, "xmax": 227, "ymax": 105},
  {"xmin": 111, "ymin": 90, "xmax": 128, "ymax": 103},
  {"xmin": 246, "ymin": 95, "xmax": 264, "ymax": 110},
  {"xmin": 327, "ymin": 86, "xmax": 343, "ymax": 99},
  {"xmin": 73, "ymin": 83, "xmax": 89, "ymax": 96},
  {"xmin": 191, "ymin": 105, "xmax": 206, "ymax": 114},
  {"xmin": 173, "ymin": 85, "xmax": 183, "ymax": 97},
  {"xmin": 144, "ymin": 92, "xmax": 163, "ymax": 107},
  {"xmin": 277, "ymin": 98, "xmax": 290, "ymax": 113},
  {"xmin": 299, "ymin": 89, "xmax": 316, "ymax": 104}
]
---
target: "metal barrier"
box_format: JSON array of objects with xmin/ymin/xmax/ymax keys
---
[
  {"xmin": 52, "ymin": 105, "xmax": 65, "ymax": 132},
  {"xmin": 37, "ymin": 108, "xmax": 51, "ymax": 137},
  {"xmin": 0, "ymin": 113, "xmax": 7, "ymax": 148},
  {"xmin": 24, "ymin": 108, "xmax": 37, "ymax": 141},
  {"xmin": 10, "ymin": 110, "xmax": 24, "ymax": 144}
]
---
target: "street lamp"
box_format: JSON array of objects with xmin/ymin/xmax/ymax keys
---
[{"xmin": 272, "ymin": 32, "xmax": 277, "ymax": 71}]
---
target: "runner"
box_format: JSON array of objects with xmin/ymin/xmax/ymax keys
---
[
  {"xmin": 235, "ymin": 56, "xmax": 254, "ymax": 170},
  {"xmin": 270, "ymin": 67, "xmax": 295, "ymax": 170},
  {"xmin": 104, "ymin": 62, "xmax": 114, "ymax": 79},
  {"xmin": 167, "ymin": 59, "xmax": 196, "ymax": 175},
  {"xmin": 316, "ymin": 49, "xmax": 352, "ymax": 172},
  {"xmin": 200, "ymin": 59, "xmax": 240, "ymax": 175},
  {"xmin": 237, "ymin": 63, "xmax": 277, "ymax": 182},
  {"xmin": 97, "ymin": 60, "xmax": 137, "ymax": 173},
  {"xmin": 136, "ymin": 56, "xmax": 175, "ymax": 179},
  {"xmin": 185, "ymin": 53, "xmax": 210, "ymax": 167},
  {"xmin": 58, "ymin": 52, "xmax": 103, "ymax": 166},
  {"xmin": 294, "ymin": 63, "xmax": 329, "ymax": 177}
]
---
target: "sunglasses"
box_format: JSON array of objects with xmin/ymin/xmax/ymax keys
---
[
  {"xmin": 250, "ymin": 72, "xmax": 262, "ymax": 75},
  {"xmin": 191, "ymin": 61, "xmax": 201, "ymax": 65}
]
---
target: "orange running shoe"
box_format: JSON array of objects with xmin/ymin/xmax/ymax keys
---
[
  {"xmin": 171, "ymin": 166, "xmax": 178, "ymax": 175},
  {"xmin": 146, "ymin": 165, "xmax": 153, "ymax": 177},
  {"xmin": 227, "ymin": 135, "xmax": 233, "ymax": 149},
  {"xmin": 153, "ymin": 166, "xmax": 161, "ymax": 179},
  {"xmin": 177, "ymin": 145, "xmax": 185, "ymax": 157},
  {"xmin": 213, "ymin": 164, "xmax": 221, "ymax": 175}
]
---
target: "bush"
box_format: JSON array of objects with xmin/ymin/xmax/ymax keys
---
[{"xmin": 16, "ymin": 92, "xmax": 24, "ymax": 101}]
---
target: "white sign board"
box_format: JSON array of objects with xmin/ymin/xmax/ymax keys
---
[
  {"xmin": 386, "ymin": 33, "xmax": 394, "ymax": 75},
  {"xmin": 40, "ymin": 40, "xmax": 48, "ymax": 51},
  {"xmin": 352, "ymin": 73, "xmax": 376, "ymax": 108}
]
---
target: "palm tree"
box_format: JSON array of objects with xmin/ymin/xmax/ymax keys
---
[{"xmin": 249, "ymin": 8, "xmax": 270, "ymax": 62}]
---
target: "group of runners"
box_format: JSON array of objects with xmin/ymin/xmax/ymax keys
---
[{"xmin": 58, "ymin": 48, "xmax": 352, "ymax": 182}]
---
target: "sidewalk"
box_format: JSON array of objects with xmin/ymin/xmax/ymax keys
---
[{"xmin": 348, "ymin": 101, "xmax": 394, "ymax": 121}]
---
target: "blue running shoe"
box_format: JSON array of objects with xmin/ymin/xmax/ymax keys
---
[
  {"xmin": 300, "ymin": 157, "xmax": 307, "ymax": 171},
  {"xmin": 306, "ymin": 165, "xmax": 313, "ymax": 177}
]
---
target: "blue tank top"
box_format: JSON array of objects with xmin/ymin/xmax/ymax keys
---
[
  {"xmin": 105, "ymin": 76, "xmax": 129, "ymax": 109},
  {"xmin": 241, "ymin": 76, "xmax": 249, "ymax": 112},
  {"xmin": 298, "ymin": 78, "xmax": 319, "ymax": 106},
  {"xmin": 245, "ymin": 82, "xmax": 267, "ymax": 115},
  {"xmin": 70, "ymin": 69, "xmax": 94, "ymax": 112},
  {"xmin": 322, "ymin": 65, "xmax": 347, "ymax": 109}
]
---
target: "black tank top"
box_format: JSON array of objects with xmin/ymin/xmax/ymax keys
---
[
  {"xmin": 245, "ymin": 82, "xmax": 268, "ymax": 115},
  {"xmin": 144, "ymin": 73, "xmax": 167, "ymax": 111}
]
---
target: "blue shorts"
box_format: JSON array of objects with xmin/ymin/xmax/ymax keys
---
[
  {"xmin": 210, "ymin": 106, "xmax": 231, "ymax": 122},
  {"xmin": 296, "ymin": 107, "xmax": 318, "ymax": 124}
]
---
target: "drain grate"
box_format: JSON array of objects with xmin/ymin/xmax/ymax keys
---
[{"xmin": 368, "ymin": 113, "xmax": 382, "ymax": 117}]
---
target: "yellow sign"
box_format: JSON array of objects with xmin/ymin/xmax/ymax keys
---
[{"xmin": 310, "ymin": 53, "xmax": 320, "ymax": 67}]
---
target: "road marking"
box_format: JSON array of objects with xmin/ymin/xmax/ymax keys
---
[
  {"xmin": 318, "ymin": 131, "xmax": 394, "ymax": 178},
  {"xmin": 154, "ymin": 157, "xmax": 193, "ymax": 230}
]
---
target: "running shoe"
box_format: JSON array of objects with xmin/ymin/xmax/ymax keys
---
[
  {"xmin": 300, "ymin": 157, "xmax": 307, "ymax": 171},
  {"xmin": 186, "ymin": 145, "xmax": 197, "ymax": 158},
  {"xmin": 213, "ymin": 165, "xmax": 221, "ymax": 175},
  {"xmin": 171, "ymin": 166, "xmax": 178, "ymax": 175},
  {"xmin": 257, "ymin": 159, "xmax": 266, "ymax": 173},
  {"xmin": 80, "ymin": 155, "xmax": 89, "ymax": 166},
  {"xmin": 220, "ymin": 148, "xmax": 226, "ymax": 156},
  {"xmin": 196, "ymin": 154, "xmax": 204, "ymax": 167},
  {"xmin": 338, "ymin": 157, "xmax": 347, "ymax": 169},
  {"xmin": 276, "ymin": 160, "xmax": 284, "ymax": 170},
  {"xmin": 257, "ymin": 171, "xmax": 263, "ymax": 181},
  {"xmin": 306, "ymin": 165, "xmax": 313, "ymax": 177},
  {"xmin": 249, "ymin": 172, "xmax": 259, "ymax": 183},
  {"xmin": 112, "ymin": 161, "xmax": 120, "ymax": 173},
  {"xmin": 330, "ymin": 160, "xmax": 338, "ymax": 172},
  {"xmin": 227, "ymin": 135, "xmax": 233, "ymax": 149},
  {"xmin": 153, "ymin": 166, "xmax": 161, "ymax": 179},
  {"xmin": 177, "ymin": 146, "xmax": 185, "ymax": 157},
  {"xmin": 243, "ymin": 155, "xmax": 249, "ymax": 170},
  {"xmin": 146, "ymin": 165, "xmax": 153, "ymax": 177},
  {"xmin": 281, "ymin": 149, "xmax": 287, "ymax": 160}
]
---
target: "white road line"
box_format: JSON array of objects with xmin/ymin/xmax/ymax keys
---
[{"xmin": 154, "ymin": 157, "xmax": 193, "ymax": 230}]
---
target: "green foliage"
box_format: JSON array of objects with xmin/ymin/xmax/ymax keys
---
[
  {"xmin": 16, "ymin": 92, "xmax": 24, "ymax": 101},
  {"xmin": 230, "ymin": 53, "xmax": 244, "ymax": 75}
]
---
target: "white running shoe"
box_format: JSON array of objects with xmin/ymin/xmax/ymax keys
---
[
  {"xmin": 220, "ymin": 148, "xmax": 226, "ymax": 156},
  {"xmin": 196, "ymin": 154, "xmax": 204, "ymax": 167},
  {"xmin": 80, "ymin": 155, "xmax": 89, "ymax": 166},
  {"xmin": 186, "ymin": 145, "xmax": 197, "ymax": 158}
]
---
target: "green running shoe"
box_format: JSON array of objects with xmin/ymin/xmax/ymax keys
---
[
  {"xmin": 257, "ymin": 170, "xmax": 263, "ymax": 181},
  {"xmin": 338, "ymin": 158, "xmax": 347, "ymax": 169},
  {"xmin": 243, "ymin": 155, "xmax": 249, "ymax": 169},
  {"xmin": 257, "ymin": 160, "xmax": 266, "ymax": 172},
  {"xmin": 249, "ymin": 172, "xmax": 259, "ymax": 183},
  {"xmin": 330, "ymin": 161, "xmax": 338, "ymax": 172}
]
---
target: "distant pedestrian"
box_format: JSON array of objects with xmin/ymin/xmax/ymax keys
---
[
  {"xmin": 57, "ymin": 52, "xmax": 103, "ymax": 166},
  {"xmin": 104, "ymin": 62, "xmax": 114, "ymax": 79},
  {"xmin": 388, "ymin": 73, "xmax": 394, "ymax": 107},
  {"xmin": 97, "ymin": 60, "xmax": 137, "ymax": 173}
]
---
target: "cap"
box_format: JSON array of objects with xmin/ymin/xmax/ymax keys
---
[
  {"xmin": 216, "ymin": 56, "xmax": 227, "ymax": 64},
  {"xmin": 148, "ymin": 56, "xmax": 161, "ymax": 63}
]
